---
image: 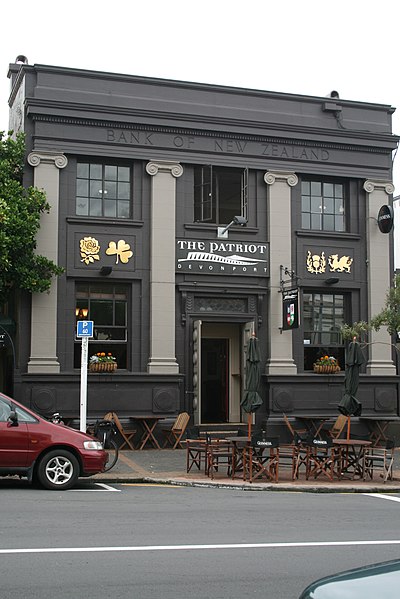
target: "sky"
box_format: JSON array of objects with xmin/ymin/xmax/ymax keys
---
[{"xmin": 1, "ymin": 0, "xmax": 399, "ymax": 247}]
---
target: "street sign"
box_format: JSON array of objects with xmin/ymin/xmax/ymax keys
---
[
  {"xmin": 77, "ymin": 320, "xmax": 94, "ymax": 338},
  {"xmin": 76, "ymin": 320, "xmax": 94, "ymax": 432}
]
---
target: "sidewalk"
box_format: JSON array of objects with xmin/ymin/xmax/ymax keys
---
[{"xmin": 92, "ymin": 448, "xmax": 400, "ymax": 492}]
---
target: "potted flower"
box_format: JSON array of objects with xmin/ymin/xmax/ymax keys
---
[
  {"xmin": 313, "ymin": 355, "xmax": 340, "ymax": 374},
  {"xmin": 89, "ymin": 352, "xmax": 117, "ymax": 373}
]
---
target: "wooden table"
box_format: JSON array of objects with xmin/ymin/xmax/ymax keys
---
[
  {"xmin": 129, "ymin": 415, "xmax": 166, "ymax": 450},
  {"xmin": 333, "ymin": 438, "xmax": 371, "ymax": 479},
  {"xmin": 225, "ymin": 436, "xmax": 249, "ymax": 479},
  {"xmin": 294, "ymin": 415, "xmax": 331, "ymax": 438},
  {"xmin": 359, "ymin": 416, "xmax": 399, "ymax": 446}
]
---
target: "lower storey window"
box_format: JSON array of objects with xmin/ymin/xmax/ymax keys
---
[
  {"xmin": 74, "ymin": 283, "xmax": 128, "ymax": 369},
  {"xmin": 303, "ymin": 292, "xmax": 345, "ymax": 371}
]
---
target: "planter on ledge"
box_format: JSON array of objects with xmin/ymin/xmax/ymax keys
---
[
  {"xmin": 89, "ymin": 362, "xmax": 117, "ymax": 373},
  {"xmin": 313, "ymin": 364, "xmax": 340, "ymax": 374}
]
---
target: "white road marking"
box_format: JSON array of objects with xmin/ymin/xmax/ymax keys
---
[
  {"xmin": 1, "ymin": 539, "xmax": 400, "ymax": 555},
  {"xmin": 69, "ymin": 483, "xmax": 120, "ymax": 492},
  {"xmin": 364, "ymin": 493, "xmax": 400, "ymax": 503}
]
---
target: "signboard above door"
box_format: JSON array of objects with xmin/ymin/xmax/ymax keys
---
[{"xmin": 176, "ymin": 239, "xmax": 269, "ymax": 276}]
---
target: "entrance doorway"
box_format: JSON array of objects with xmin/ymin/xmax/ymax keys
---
[
  {"xmin": 192, "ymin": 320, "xmax": 255, "ymax": 425},
  {"xmin": 201, "ymin": 338, "xmax": 228, "ymax": 423}
]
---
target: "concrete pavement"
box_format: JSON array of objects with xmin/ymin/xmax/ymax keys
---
[{"xmin": 91, "ymin": 448, "xmax": 400, "ymax": 492}]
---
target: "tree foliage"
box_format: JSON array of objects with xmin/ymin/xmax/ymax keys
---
[
  {"xmin": 0, "ymin": 131, "xmax": 64, "ymax": 304},
  {"xmin": 369, "ymin": 274, "xmax": 400, "ymax": 337}
]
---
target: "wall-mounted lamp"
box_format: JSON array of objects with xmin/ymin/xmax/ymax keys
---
[
  {"xmin": 217, "ymin": 215, "xmax": 247, "ymax": 239},
  {"xmin": 75, "ymin": 307, "xmax": 89, "ymax": 319},
  {"xmin": 100, "ymin": 266, "xmax": 113, "ymax": 276},
  {"xmin": 325, "ymin": 277, "xmax": 339, "ymax": 285}
]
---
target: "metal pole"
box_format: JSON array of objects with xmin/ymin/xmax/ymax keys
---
[{"xmin": 80, "ymin": 336, "xmax": 88, "ymax": 432}]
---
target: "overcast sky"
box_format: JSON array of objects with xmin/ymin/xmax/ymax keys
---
[{"xmin": 1, "ymin": 1, "xmax": 399, "ymax": 225}]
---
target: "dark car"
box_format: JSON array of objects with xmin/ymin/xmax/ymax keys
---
[
  {"xmin": 299, "ymin": 559, "xmax": 400, "ymax": 598},
  {"xmin": 0, "ymin": 393, "xmax": 107, "ymax": 490}
]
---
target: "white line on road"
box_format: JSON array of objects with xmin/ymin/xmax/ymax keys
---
[
  {"xmin": 69, "ymin": 483, "xmax": 120, "ymax": 492},
  {"xmin": 364, "ymin": 493, "xmax": 400, "ymax": 503},
  {"xmin": 1, "ymin": 539, "xmax": 400, "ymax": 555}
]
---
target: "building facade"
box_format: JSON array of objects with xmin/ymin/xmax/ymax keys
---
[{"xmin": 4, "ymin": 59, "xmax": 399, "ymax": 432}]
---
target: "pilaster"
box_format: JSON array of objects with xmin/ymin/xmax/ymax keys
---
[
  {"xmin": 27, "ymin": 151, "xmax": 68, "ymax": 374},
  {"xmin": 264, "ymin": 171, "xmax": 298, "ymax": 375},
  {"xmin": 146, "ymin": 161, "xmax": 183, "ymax": 374},
  {"xmin": 363, "ymin": 179, "xmax": 396, "ymax": 375}
]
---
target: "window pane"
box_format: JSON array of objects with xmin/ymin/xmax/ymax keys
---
[
  {"xmin": 89, "ymin": 198, "xmax": 102, "ymax": 216},
  {"xmin": 77, "ymin": 179, "xmax": 89, "ymax": 197},
  {"xmin": 301, "ymin": 213, "xmax": 310, "ymax": 229},
  {"xmin": 324, "ymin": 215, "xmax": 335, "ymax": 230},
  {"xmin": 105, "ymin": 165, "xmax": 118, "ymax": 181},
  {"xmin": 118, "ymin": 182, "xmax": 130, "ymax": 199},
  {"xmin": 118, "ymin": 201, "xmax": 130, "ymax": 218},
  {"xmin": 323, "ymin": 183, "xmax": 334, "ymax": 197},
  {"xmin": 104, "ymin": 200, "xmax": 117, "ymax": 218},
  {"xmin": 324, "ymin": 198, "xmax": 334, "ymax": 213},
  {"xmin": 311, "ymin": 182, "xmax": 321, "ymax": 196},
  {"xmin": 311, "ymin": 213, "xmax": 322, "ymax": 229},
  {"xmin": 104, "ymin": 180, "xmax": 117, "ymax": 199},
  {"xmin": 77, "ymin": 163, "xmax": 89, "ymax": 178},
  {"xmin": 334, "ymin": 184, "xmax": 343, "ymax": 198},
  {"xmin": 301, "ymin": 196, "xmax": 310, "ymax": 212},
  {"xmin": 311, "ymin": 197, "xmax": 322, "ymax": 213},
  {"xmin": 301, "ymin": 181, "xmax": 310, "ymax": 195},
  {"xmin": 90, "ymin": 180, "xmax": 102, "ymax": 198},
  {"xmin": 89, "ymin": 164, "xmax": 102, "ymax": 179},
  {"xmin": 115, "ymin": 301, "xmax": 127, "ymax": 326},
  {"xmin": 335, "ymin": 215, "xmax": 344, "ymax": 231},
  {"xmin": 91, "ymin": 300, "xmax": 113, "ymax": 325},
  {"xmin": 76, "ymin": 197, "xmax": 88, "ymax": 215},
  {"xmin": 118, "ymin": 166, "xmax": 130, "ymax": 182}
]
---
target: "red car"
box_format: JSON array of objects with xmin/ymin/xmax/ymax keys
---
[{"xmin": 0, "ymin": 393, "xmax": 107, "ymax": 490}]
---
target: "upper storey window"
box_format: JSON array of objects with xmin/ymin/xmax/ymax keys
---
[
  {"xmin": 76, "ymin": 163, "xmax": 131, "ymax": 218},
  {"xmin": 194, "ymin": 166, "xmax": 248, "ymax": 224},
  {"xmin": 301, "ymin": 180, "xmax": 345, "ymax": 232}
]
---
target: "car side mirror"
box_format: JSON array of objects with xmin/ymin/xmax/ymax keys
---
[{"xmin": 8, "ymin": 410, "xmax": 18, "ymax": 426}]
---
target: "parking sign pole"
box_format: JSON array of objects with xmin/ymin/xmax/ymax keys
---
[
  {"xmin": 80, "ymin": 336, "xmax": 89, "ymax": 432},
  {"xmin": 76, "ymin": 320, "xmax": 94, "ymax": 433}
]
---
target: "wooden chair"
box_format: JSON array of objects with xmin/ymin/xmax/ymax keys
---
[
  {"xmin": 207, "ymin": 439, "xmax": 233, "ymax": 480},
  {"xmin": 364, "ymin": 439, "xmax": 395, "ymax": 482},
  {"xmin": 327, "ymin": 414, "xmax": 348, "ymax": 439},
  {"xmin": 243, "ymin": 434, "xmax": 279, "ymax": 483},
  {"xmin": 305, "ymin": 436, "xmax": 341, "ymax": 481},
  {"xmin": 162, "ymin": 412, "xmax": 190, "ymax": 449},
  {"xmin": 107, "ymin": 412, "xmax": 137, "ymax": 450},
  {"xmin": 186, "ymin": 428, "xmax": 209, "ymax": 474}
]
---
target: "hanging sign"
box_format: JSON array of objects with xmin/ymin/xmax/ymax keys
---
[
  {"xmin": 282, "ymin": 287, "xmax": 300, "ymax": 330},
  {"xmin": 377, "ymin": 205, "xmax": 393, "ymax": 233}
]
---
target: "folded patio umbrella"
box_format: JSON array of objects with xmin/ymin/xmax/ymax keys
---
[
  {"xmin": 338, "ymin": 339, "xmax": 366, "ymax": 437},
  {"xmin": 241, "ymin": 335, "xmax": 263, "ymax": 438}
]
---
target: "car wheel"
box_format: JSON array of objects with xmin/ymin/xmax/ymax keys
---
[{"xmin": 37, "ymin": 450, "xmax": 79, "ymax": 490}]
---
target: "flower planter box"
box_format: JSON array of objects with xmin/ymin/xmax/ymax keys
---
[
  {"xmin": 313, "ymin": 364, "xmax": 340, "ymax": 374},
  {"xmin": 89, "ymin": 362, "xmax": 117, "ymax": 373}
]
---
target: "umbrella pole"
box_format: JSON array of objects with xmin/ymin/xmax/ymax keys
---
[
  {"xmin": 347, "ymin": 416, "xmax": 351, "ymax": 440},
  {"xmin": 247, "ymin": 413, "xmax": 252, "ymax": 439}
]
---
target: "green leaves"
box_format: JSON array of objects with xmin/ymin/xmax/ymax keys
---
[{"xmin": 0, "ymin": 131, "xmax": 64, "ymax": 304}]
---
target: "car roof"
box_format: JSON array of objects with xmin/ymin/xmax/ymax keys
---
[{"xmin": 299, "ymin": 559, "xmax": 400, "ymax": 598}]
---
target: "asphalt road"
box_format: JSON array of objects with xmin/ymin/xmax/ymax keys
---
[{"xmin": 1, "ymin": 479, "xmax": 400, "ymax": 599}]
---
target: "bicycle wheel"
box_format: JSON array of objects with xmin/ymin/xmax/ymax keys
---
[{"xmin": 103, "ymin": 438, "xmax": 119, "ymax": 472}]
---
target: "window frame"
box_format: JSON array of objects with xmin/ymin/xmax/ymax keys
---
[
  {"xmin": 74, "ymin": 283, "xmax": 129, "ymax": 369},
  {"xmin": 194, "ymin": 165, "xmax": 249, "ymax": 224},
  {"xmin": 301, "ymin": 178, "xmax": 346, "ymax": 232},
  {"xmin": 76, "ymin": 161, "xmax": 132, "ymax": 219},
  {"xmin": 302, "ymin": 291, "xmax": 347, "ymax": 371}
]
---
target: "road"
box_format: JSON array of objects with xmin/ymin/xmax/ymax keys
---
[{"xmin": 1, "ymin": 478, "xmax": 400, "ymax": 598}]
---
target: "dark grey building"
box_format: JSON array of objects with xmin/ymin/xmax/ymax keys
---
[{"xmin": 4, "ymin": 58, "xmax": 399, "ymax": 434}]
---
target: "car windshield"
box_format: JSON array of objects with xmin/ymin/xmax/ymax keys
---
[{"xmin": 0, "ymin": 397, "xmax": 37, "ymax": 423}]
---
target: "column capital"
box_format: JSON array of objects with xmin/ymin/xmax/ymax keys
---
[
  {"xmin": 146, "ymin": 160, "xmax": 183, "ymax": 178},
  {"xmin": 28, "ymin": 151, "xmax": 68, "ymax": 169},
  {"xmin": 264, "ymin": 171, "xmax": 298, "ymax": 187},
  {"xmin": 363, "ymin": 179, "xmax": 394, "ymax": 195}
]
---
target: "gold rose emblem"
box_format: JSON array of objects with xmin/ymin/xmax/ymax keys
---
[
  {"xmin": 106, "ymin": 240, "xmax": 133, "ymax": 264},
  {"xmin": 80, "ymin": 237, "xmax": 101, "ymax": 265}
]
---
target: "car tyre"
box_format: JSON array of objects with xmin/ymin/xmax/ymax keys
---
[{"xmin": 37, "ymin": 449, "xmax": 79, "ymax": 490}]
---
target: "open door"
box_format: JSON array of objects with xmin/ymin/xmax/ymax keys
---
[{"xmin": 192, "ymin": 320, "xmax": 202, "ymax": 425}]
